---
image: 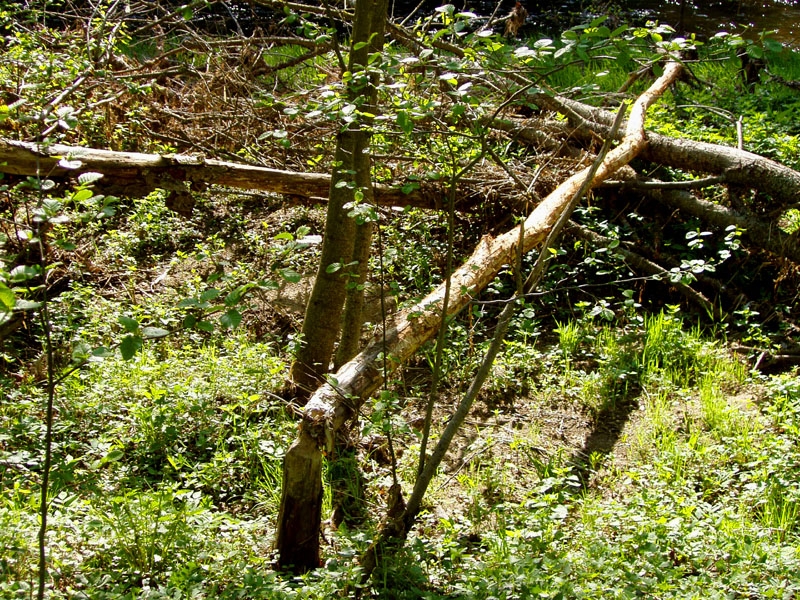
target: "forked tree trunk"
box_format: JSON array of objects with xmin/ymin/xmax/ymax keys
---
[
  {"xmin": 288, "ymin": 0, "xmax": 389, "ymax": 396},
  {"xmin": 274, "ymin": 61, "xmax": 683, "ymax": 572},
  {"xmin": 275, "ymin": 0, "xmax": 388, "ymax": 572}
]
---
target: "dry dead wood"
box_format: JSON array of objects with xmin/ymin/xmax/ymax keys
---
[
  {"xmin": 608, "ymin": 177, "xmax": 800, "ymax": 264},
  {"xmin": 532, "ymin": 95, "xmax": 800, "ymax": 207},
  {"xmin": 0, "ymin": 138, "xmax": 444, "ymax": 209},
  {"xmin": 565, "ymin": 222, "xmax": 718, "ymax": 316},
  {"xmin": 274, "ymin": 61, "xmax": 684, "ymax": 571}
]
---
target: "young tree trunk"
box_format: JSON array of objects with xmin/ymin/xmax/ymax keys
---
[
  {"xmin": 276, "ymin": 0, "xmax": 388, "ymax": 572},
  {"xmin": 335, "ymin": 220, "xmax": 374, "ymax": 369},
  {"xmin": 288, "ymin": 0, "xmax": 389, "ymax": 395}
]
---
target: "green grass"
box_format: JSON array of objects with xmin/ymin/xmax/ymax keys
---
[{"xmin": 6, "ymin": 294, "xmax": 799, "ymax": 598}]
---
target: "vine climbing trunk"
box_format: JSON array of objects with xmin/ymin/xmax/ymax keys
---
[{"xmin": 277, "ymin": 0, "xmax": 388, "ymax": 573}]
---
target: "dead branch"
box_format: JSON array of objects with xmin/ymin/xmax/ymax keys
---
[
  {"xmin": 0, "ymin": 138, "xmax": 443, "ymax": 209},
  {"xmin": 532, "ymin": 95, "xmax": 800, "ymax": 208},
  {"xmin": 565, "ymin": 222, "xmax": 718, "ymax": 316},
  {"xmin": 620, "ymin": 176, "xmax": 800, "ymax": 264}
]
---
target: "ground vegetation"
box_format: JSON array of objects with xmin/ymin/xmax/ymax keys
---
[{"xmin": 1, "ymin": 0, "xmax": 799, "ymax": 597}]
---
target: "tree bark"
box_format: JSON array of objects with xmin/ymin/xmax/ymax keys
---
[
  {"xmin": 277, "ymin": 0, "xmax": 389, "ymax": 571},
  {"xmin": 0, "ymin": 137, "xmax": 445, "ymax": 209},
  {"xmin": 275, "ymin": 61, "xmax": 683, "ymax": 571},
  {"xmin": 530, "ymin": 95, "xmax": 800, "ymax": 208},
  {"xmin": 274, "ymin": 429, "xmax": 323, "ymax": 572},
  {"xmin": 288, "ymin": 0, "xmax": 389, "ymax": 393},
  {"xmin": 334, "ymin": 220, "xmax": 374, "ymax": 369}
]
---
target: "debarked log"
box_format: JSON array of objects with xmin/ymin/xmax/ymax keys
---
[{"xmin": 275, "ymin": 61, "xmax": 684, "ymax": 571}]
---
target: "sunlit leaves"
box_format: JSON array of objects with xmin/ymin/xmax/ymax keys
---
[
  {"xmin": 0, "ymin": 283, "xmax": 15, "ymax": 313},
  {"xmin": 118, "ymin": 315, "xmax": 139, "ymax": 333}
]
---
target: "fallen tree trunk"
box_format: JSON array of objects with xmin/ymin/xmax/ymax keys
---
[
  {"xmin": 627, "ymin": 181, "xmax": 800, "ymax": 265},
  {"xmin": 274, "ymin": 61, "xmax": 683, "ymax": 572},
  {"xmin": 608, "ymin": 178, "xmax": 800, "ymax": 263},
  {"xmin": 0, "ymin": 138, "xmax": 446, "ymax": 209},
  {"xmin": 531, "ymin": 95, "xmax": 800, "ymax": 207}
]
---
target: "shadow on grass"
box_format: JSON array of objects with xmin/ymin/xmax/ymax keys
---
[{"xmin": 568, "ymin": 385, "xmax": 641, "ymax": 490}]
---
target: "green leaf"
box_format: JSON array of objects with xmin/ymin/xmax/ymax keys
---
[
  {"xmin": 326, "ymin": 263, "xmax": 342, "ymax": 274},
  {"xmin": 220, "ymin": 309, "xmax": 242, "ymax": 329},
  {"xmin": 118, "ymin": 315, "xmax": 139, "ymax": 332},
  {"xmin": 57, "ymin": 158, "xmax": 83, "ymax": 170},
  {"xmin": 401, "ymin": 181, "xmax": 420, "ymax": 194},
  {"xmin": 91, "ymin": 346, "xmax": 113, "ymax": 358},
  {"xmin": 56, "ymin": 239, "xmax": 77, "ymax": 251},
  {"xmin": 280, "ymin": 268, "xmax": 302, "ymax": 283},
  {"xmin": 764, "ymin": 39, "xmax": 783, "ymax": 53},
  {"xmin": 120, "ymin": 335, "xmax": 142, "ymax": 360},
  {"xmin": 200, "ymin": 288, "xmax": 221, "ymax": 302},
  {"xmin": 396, "ymin": 110, "xmax": 413, "ymax": 135},
  {"xmin": 71, "ymin": 188, "xmax": 94, "ymax": 202},
  {"xmin": 141, "ymin": 326, "xmax": 169, "ymax": 339},
  {"xmin": 225, "ymin": 284, "xmax": 253, "ymax": 307},
  {"xmin": 0, "ymin": 284, "xmax": 15, "ymax": 311},
  {"xmin": 71, "ymin": 341, "xmax": 92, "ymax": 363},
  {"xmin": 183, "ymin": 314, "xmax": 197, "ymax": 328},
  {"xmin": 195, "ymin": 320, "xmax": 215, "ymax": 332},
  {"xmin": 177, "ymin": 297, "xmax": 199, "ymax": 308},
  {"xmin": 10, "ymin": 265, "xmax": 41, "ymax": 282},
  {"xmin": 15, "ymin": 299, "xmax": 42, "ymax": 310},
  {"xmin": 747, "ymin": 44, "xmax": 764, "ymax": 59},
  {"xmin": 77, "ymin": 172, "xmax": 103, "ymax": 185},
  {"xmin": 104, "ymin": 449, "xmax": 124, "ymax": 463}
]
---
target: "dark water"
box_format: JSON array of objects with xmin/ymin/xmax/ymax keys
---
[
  {"xmin": 182, "ymin": 0, "xmax": 800, "ymax": 45},
  {"xmin": 620, "ymin": 0, "xmax": 800, "ymax": 45}
]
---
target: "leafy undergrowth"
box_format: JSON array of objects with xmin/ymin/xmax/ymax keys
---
[
  {"xmin": 2, "ymin": 6, "xmax": 800, "ymax": 599},
  {"xmin": 2, "ymin": 296, "xmax": 799, "ymax": 598}
]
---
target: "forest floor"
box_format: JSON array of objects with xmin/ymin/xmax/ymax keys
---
[
  {"xmin": 2, "ymin": 171, "xmax": 800, "ymax": 600},
  {"xmin": 2, "ymin": 8, "xmax": 800, "ymax": 598}
]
